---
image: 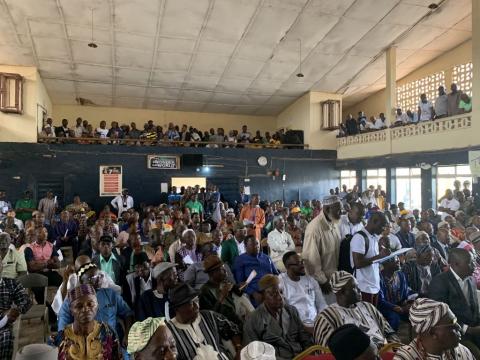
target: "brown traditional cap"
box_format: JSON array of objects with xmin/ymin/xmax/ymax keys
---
[{"xmin": 203, "ymin": 254, "xmax": 223, "ymax": 273}]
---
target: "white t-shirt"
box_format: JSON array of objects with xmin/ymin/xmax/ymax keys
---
[
  {"xmin": 338, "ymin": 214, "xmax": 364, "ymax": 240},
  {"xmin": 96, "ymin": 127, "xmax": 109, "ymax": 138},
  {"xmin": 278, "ymin": 273, "xmax": 327, "ymax": 325},
  {"xmin": 350, "ymin": 229, "xmax": 380, "ymax": 294},
  {"xmin": 439, "ymin": 198, "xmax": 460, "ymax": 219},
  {"xmin": 418, "ymin": 100, "xmax": 433, "ymax": 121},
  {"xmin": 374, "ymin": 118, "xmax": 386, "ymax": 129}
]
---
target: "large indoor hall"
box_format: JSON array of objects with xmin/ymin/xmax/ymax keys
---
[{"xmin": 1, "ymin": 0, "xmax": 480, "ymax": 359}]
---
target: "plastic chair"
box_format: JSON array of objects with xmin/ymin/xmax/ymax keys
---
[
  {"xmin": 293, "ymin": 345, "xmax": 332, "ymax": 360},
  {"xmin": 293, "ymin": 343, "xmax": 403, "ymax": 360},
  {"xmin": 16, "ymin": 273, "xmax": 50, "ymax": 342}
]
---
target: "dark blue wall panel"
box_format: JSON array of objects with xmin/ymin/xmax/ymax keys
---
[{"xmin": 0, "ymin": 143, "xmax": 338, "ymax": 211}]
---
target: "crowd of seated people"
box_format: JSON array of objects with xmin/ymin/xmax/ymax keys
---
[
  {"xmin": 38, "ymin": 118, "xmax": 300, "ymax": 148},
  {"xmin": 339, "ymin": 83, "xmax": 473, "ymax": 137},
  {"xmin": 1, "ymin": 178, "xmax": 480, "ymax": 359}
]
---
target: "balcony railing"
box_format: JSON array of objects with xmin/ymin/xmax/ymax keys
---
[
  {"xmin": 37, "ymin": 136, "xmax": 309, "ymax": 149},
  {"xmin": 390, "ymin": 114, "xmax": 472, "ymax": 139},
  {"xmin": 337, "ymin": 128, "xmax": 387, "ymax": 147},
  {"xmin": 338, "ymin": 114, "xmax": 472, "ymax": 147}
]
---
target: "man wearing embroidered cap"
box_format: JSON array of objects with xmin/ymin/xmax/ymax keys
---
[
  {"xmin": 314, "ymin": 271, "xmax": 398, "ymax": 349},
  {"xmin": 394, "ymin": 298, "xmax": 474, "ymax": 359},
  {"xmin": 56, "ymin": 284, "xmax": 122, "ymax": 359},
  {"xmin": 127, "ymin": 317, "xmax": 177, "ymax": 359},
  {"xmin": 302, "ymin": 195, "xmax": 342, "ymax": 299},
  {"xmin": 57, "ymin": 258, "xmax": 133, "ymax": 339}
]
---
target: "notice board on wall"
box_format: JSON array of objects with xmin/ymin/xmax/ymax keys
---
[
  {"xmin": 147, "ymin": 155, "xmax": 180, "ymax": 170},
  {"xmin": 99, "ymin": 165, "xmax": 123, "ymax": 197}
]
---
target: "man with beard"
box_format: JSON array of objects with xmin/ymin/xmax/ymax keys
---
[{"xmin": 302, "ymin": 195, "xmax": 342, "ymax": 302}]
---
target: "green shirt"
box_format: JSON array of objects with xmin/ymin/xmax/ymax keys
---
[
  {"xmin": 186, "ymin": 200, "xmax": 204, "ymax": 215},
  {"xmin": 220, "ymin": 238, "xmax": 239, "ymax": 267},
  {"xmin": 459, "ymin": 99, "xmax": 472, "ymax": 112},
  {"xmin": 15, "ymin": 199, "xmax": 37, "ymax": 222},
  {"xmin": 301, "ymin": 206, "xmax": 313, "ymax": 218},
  {"xmin": 100, "ymin": 253, "xmax": 117, "ymax": 283}
]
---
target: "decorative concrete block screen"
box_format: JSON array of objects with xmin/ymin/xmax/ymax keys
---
[
  {"xmin": 452, "ymin": 62, "xmax": 473, "ymax": 97},
  {"xmin": 396, "ymin": 71, "xmax": 445, "ymax": 113}
]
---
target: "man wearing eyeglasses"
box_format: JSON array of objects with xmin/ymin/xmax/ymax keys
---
[
  {"xmin": 278, "ymin": 251, "xmax": 326, "ymax": 330},
  {"xmin": 394, "ymin": 298, "xmax": 475, "ymax": 359},
  {"xmin": 428, "ymin": 248, "xmax": 480, "ymax": 356}
]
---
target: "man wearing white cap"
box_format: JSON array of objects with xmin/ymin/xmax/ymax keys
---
[
  {"xmin": 302, "ymin": 195, "xmax": 342, "ymax": 300},
  {"xmin": 111, "ymin": 188, "xmax": 134, "ymax": 217},
  {"xmin": 136, "ymin": 262, "xmax": 178, "ymax": 321},
  {"xmin": 394, "ymin": 298, "xmax": 475, "ymax": 359}
]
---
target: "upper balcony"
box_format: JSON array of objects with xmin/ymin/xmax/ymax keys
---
[{"xmin": 337, "ymin": 113, "xmax": 474, "ymax": 159}]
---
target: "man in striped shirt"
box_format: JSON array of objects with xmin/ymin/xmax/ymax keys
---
[
  {"xmin": 394, "ymin": 298, "xmax": 475, "ymax": 360},
  {"xmin": 314, "ymin": 271, "xmax": 398, "ymax": 348}
]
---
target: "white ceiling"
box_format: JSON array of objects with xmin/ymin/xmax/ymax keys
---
[{"xmin": 0, "ymin": 0, "xmax": 472, "ymax": 116}]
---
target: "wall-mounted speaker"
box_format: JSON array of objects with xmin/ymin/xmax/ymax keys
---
[{"xmin": 181, "ymin": 154, "xmax": 203, "ymax": 167}]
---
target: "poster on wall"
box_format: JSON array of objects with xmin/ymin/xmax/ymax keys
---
[{"xmin": 99, "ymin": 165, "xmax": 123, "ymax": 197}]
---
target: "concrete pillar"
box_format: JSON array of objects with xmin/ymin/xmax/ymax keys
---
[
  {"xmin": 472, "ymin": 0, "xmax": 480, "ymax": 188},
  {"xmin": 444, "ymin": 67, "xmax": 453, "ymax": 89},
  {"xmin": 385, "ymin": 47, "xmax": 397, "ymax": 124},
  {"xmin": 421, "ymin": 168, "xmax": 433, "ymax": 210},
  {"xmin": 472, "ymin": 0, "xmax": 480, "ymax": 115}
]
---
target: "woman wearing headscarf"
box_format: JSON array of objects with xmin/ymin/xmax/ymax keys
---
[{"xmin": 56, "ymin": 284, "xmax": 121, "ymax": 360}]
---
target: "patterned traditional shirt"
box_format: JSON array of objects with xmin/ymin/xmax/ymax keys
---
[
  {"xmin": 314, "ymin": 302, "xmax": 399, "ymax": 348},
  {"xmin": 394, "ymin": 338, "xmax": 474, "ymax": 360}
]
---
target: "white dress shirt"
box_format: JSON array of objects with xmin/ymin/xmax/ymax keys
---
[
  {"xmin": 111, "ymin": 195, "xmax": 134, "ymax": 216},
  {"xmin": 278, "ymin": 272, "xmax": 327, "ymax": 325}
]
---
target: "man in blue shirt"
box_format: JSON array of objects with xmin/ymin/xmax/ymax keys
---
[
  {"xmin": 57, "ymin": 262, "xmax": 133, "ymax": 340},
  {"xmin": 233, "ymin": 235, "xmax": 278, "ymax": 306},
  {"xmin": 395, "ymin": 218, "xmax": 415, "ymax": 248}
]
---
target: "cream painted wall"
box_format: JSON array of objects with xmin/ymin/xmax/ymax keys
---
[
  {"xmin": 343, "ymin": 40, "xmax": 472, "ymax": 118},
  {"xmin": 276, "ymin": 93, "xmax": 310, "ymax": 135},
  {"xmin": 276, "ymin": 91, "xmax": 341, "ymax": 150},
  {"xmin": 52, "ymin": 104, "xmax": 276, "ymax": 133},
  {"xmin": 37, "ymin": 72, "xmax": 52, "ymax": 133},
  {"xmin": 0, "ymin": 65, "xmax": 52, "ymax": 143},
  {"xmin": 309, "ymin": 92, "xmax": 342, "ymax": 150}
]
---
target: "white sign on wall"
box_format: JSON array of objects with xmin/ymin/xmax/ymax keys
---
[{"xmin": 468, "ymin": 151, "xmax": 480, "ymax": 177}]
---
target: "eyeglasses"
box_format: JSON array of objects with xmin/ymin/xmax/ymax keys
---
[{"xmin": 433, "ymin": 317, "xmax": 458, "ymax": 329}]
